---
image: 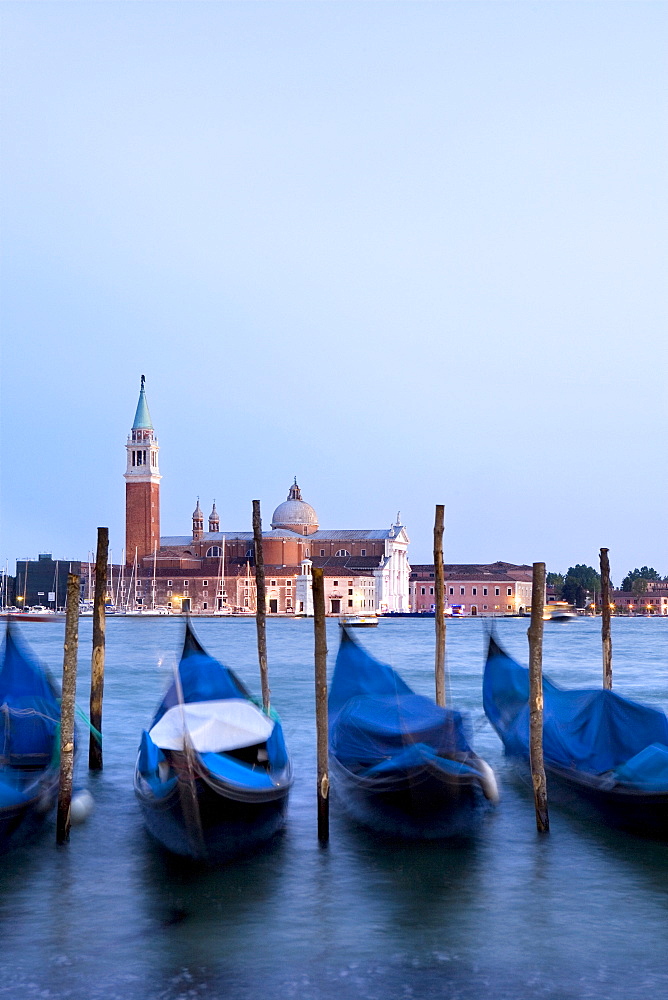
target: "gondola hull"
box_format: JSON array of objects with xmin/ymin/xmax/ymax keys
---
[
  {"xmin": 508, "ymin": 757, "xmax": 668, "ymax": 836},
  {"xmin": 484, "ymin": 635, "xmax": 668, "ymax": 839},
  {"xmin": 330, "ymin": 754, "xmax": 491, "ymax": 839},
  {"xmin": 329, "ymin": 629, "xmax": 497, "ymax": 839},
  {"xmin": 0, "ymin": 628, "xmax": 61, "ymax": 854},
  {"xmin": 0, "ymin": 772, "xmax": 58, "ymax": 854},
  {"xmin": 135, "ymin": 622, "xmax": 293, "ymax": 861},
  {"xmin": 135, "ymin": 769, "xmax": 290, "ymax": 860}
]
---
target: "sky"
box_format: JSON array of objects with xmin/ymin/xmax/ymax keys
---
[{"xmin": 1, "ymin": 1, "xmax": 666, "ymax": 583}]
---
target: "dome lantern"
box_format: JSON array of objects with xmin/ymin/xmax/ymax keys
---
[{"xmin": 271, "ymin": 479, "xmax": 318, "ymax": 536}]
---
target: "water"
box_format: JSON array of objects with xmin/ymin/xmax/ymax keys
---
[{"xmin": 1, "ymin": 617, "xmax": 667, "ymax": 999}]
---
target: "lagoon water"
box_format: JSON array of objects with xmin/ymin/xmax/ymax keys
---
[{"xmin": 1, "ymin": 616, "xmax": 667, "ymax": 999}]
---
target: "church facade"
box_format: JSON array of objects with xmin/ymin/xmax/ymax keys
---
[{"xmin": 124, "ymin": 380, "xmax": 410, "ymax": 613}]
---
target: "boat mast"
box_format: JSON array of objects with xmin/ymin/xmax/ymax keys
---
[
  {"xmin": 109, "ymin": 551, "xmax": 113, "ymax": 609},
  {"xmin": 127, "ymin": 548, "xmax": 137, "ymax": 610},
  {"xmin": 116, "ymin": 548, "xmax": 125, "ymax": 610},
  {"xmin": 152, "ymin": 542, "xmax": 157, "ymax": 610},
  {"xmin": 222, "ymin": 535, "xmax": 226, "ymax": 608}
]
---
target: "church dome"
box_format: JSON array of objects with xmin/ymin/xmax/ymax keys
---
[{"xmin": 271, "ymin": 479, "xmax": 318, "ymax": 535}]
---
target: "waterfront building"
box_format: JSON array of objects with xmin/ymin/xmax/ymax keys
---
[
  {"xmin": 409, "ymin": 562, "xmax": 535, "ymax": 615},
  {"xmin": 14, "ymin": 554, "xmax": 83, "ymax": 609},
  {"xmin": 124, "ymin": 380, "xmax": 410, "ymax": 613},
  {"xmin": 611, "ymin": 589, "xmax": 668, "ymax": 615}
]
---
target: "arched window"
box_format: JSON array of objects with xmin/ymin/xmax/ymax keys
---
[
  {"xmin": 206, "ymin": 546, "xmax": 222, "ymax": 558},
  {"xmin": 335, "ymin": 549, "xmax": 351, "ymax": 557}
]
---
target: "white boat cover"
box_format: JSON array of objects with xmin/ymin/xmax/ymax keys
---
[{"xmin": 149, "ymin": 699, "xmax": 275, "ymax": 753}]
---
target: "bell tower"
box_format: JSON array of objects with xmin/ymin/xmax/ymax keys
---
[{"xmin": 124, "ymin": 376, "xmax": 161, "ymax": 563}]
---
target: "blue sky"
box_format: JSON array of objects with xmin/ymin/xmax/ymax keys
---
[{"xmin": 1, "ymin": 2, "xmax": 666, "ymax": 581}]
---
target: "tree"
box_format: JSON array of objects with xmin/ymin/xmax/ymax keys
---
[
  {"xmin": 547, "ymin": 572, "xmax": 564, "ymax": 598},
  {"xmin": 562, "ymin": 564, "xmax": 601, "ymax": 607},
  {"xmin": 621, "ymin": 567, "xmax": 661, "ymax": 592}
]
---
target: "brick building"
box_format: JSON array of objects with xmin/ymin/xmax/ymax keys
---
[{"xmin": 409, "ymin": 562, "xmax": 535, "ymax": 616}]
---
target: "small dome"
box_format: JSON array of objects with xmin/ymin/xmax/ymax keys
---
[
  {"xmin": 192, "ymin": 498, "xmax": 203, "ymax": 519},
  {"xmin": 271, "ymin": 479, "xmax": 318, "ymax": 534}
]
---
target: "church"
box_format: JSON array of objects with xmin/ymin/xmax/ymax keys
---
[{"xmin": 123, "ymin": 379, "xmax": 411, "ymax": 614}]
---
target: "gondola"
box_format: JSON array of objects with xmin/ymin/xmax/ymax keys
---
[
  {"xmin": 328, "ymin": 629, "xmax": 498, "ymax": 838},
  {"xmin": 0, "ymin": 627, "xmax": 61, "ymax": 853},
  {"xmin": 134, "ymin": 622, "xmax": 292, "ymax": 861},
  {"xmin": 483, "ymin": 635, "xmax": 668, "ymax": 837}
]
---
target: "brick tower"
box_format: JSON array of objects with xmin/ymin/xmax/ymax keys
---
[{"xmin": 124, "ymin": 376, "xmax": 161, "ymax": 563}]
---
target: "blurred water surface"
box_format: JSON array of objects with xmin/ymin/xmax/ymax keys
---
[{"xmin": 1, "ymin": 616, "xmax": 667, "ymax": 999}]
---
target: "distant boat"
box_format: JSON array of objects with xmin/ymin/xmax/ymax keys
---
[
  {"xmin": 0, "ymin": 627, "xmax": 60, "ymax": 852},
  {"xmin": 543, "ymin": 603, "xmax": 578, "ymax": 622},
  {"xmin": 483, "ymin": 635, "xmax": 668, "ymax": 837},
  {"xmin": 134, "ymin": 621, "xmax": 293, "ymax": 860},
  {"xmin": 338, "ymin": 614, "xmax": 378, "ymax": 628},
  {"xmin": 3, "ymin": 608, "xmax": 64, "ymax": 623},
  {"xmin": 328, "ymin": 629, "xmax": 498, "ymax": 838}
]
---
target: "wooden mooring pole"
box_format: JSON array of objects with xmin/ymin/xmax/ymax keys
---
[
  {"xmin": 600, "ymin": 547, "xmax": 612, "ymax": 690},
  {"xmin": 89, "ymin": 527, "xmax": 108, "ymax": 770},
  {"xmin": 252, "ymin": 500, "xmax": 270, "ymax": 711},
  {"xmin": 57, "ymin": 573, "xmax": 80, "ymax": 844},
  {"xmin": 312, "ymin": 567, "xmax": 329, "ymax": 843},
  {"xmin": 528, "ymin": 561, "xmax": 549, "ymax": 834},
  {"xmin": 434, "ymin": 504, "xmax": 446, "ymax": 707}
]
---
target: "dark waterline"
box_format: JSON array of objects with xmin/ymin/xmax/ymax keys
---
[{"xmin": 1, "ymin": 617, "xmax": 667, "ymax": 999}]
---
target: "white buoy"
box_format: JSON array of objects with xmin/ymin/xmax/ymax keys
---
[{"xmin": 70, "ymin": 789, "xmax": 95, "ymax": 824}]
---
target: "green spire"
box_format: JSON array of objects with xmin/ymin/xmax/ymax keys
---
[{"xmin": 132, "ymin": 375, "xmax": 153, "ymax": 430}]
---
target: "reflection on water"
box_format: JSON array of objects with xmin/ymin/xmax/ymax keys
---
[{"xmin": 0, "ymin": 617, "xmax": 666, "ymax": 998}]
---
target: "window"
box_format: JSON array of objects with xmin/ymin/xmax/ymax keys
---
[
  {"xmin": 167, "ymin": 580, "xmax": 173, "ymax": 587},
  {"xmin": 320, "ymin": 549, "xmax": 325, "ymax": 556},
  {"xmin": 421, "ymin": 587, "xmax": 426, "ymax": 595},
  {"xmin": 184, "ymin": 581, "xmax": 189, "ymax": 588},
  {"xmin": 333, "ymin": 580, "xmax": 339, "ymax": 587},
  {"xmin": 286, "ymin": 580, "xmax": 292, "ymax": 588},
  {"xmin": 244, "ymin": 598, "xmax": 249, "ymax": 607},
  {"xmin": 348, "ymin": 600, "xmax": 353, "ymax": 608},
  {"xmin": 495, "ymin": 588, "xmax": 500, "ymax": 596},
  {"xmin": 483, "ymin": 587, "xmax": 488, "ymax": 596},
  {"xmin": 203, "ymin": 602, "xmax": 208, "ymax": 610},
  {"xmin": 449, "ymin": 587, "xmax": 454, "ymax": 595},
  {"xmin": 335, "ymin": 549, "xmax": 351, "ymax": 557},
  {"xmin": 430, "ymin": 587, "xmax": 434, "ymax": 595},
  {"xmin": 507, "ymin": 588, "xmax": 512, "ymax": 596},
  {"xmin": 270, "ymin": 580, "xmax": 277, "ymax": 587},
  {"xmin": 348, "ymin": 589, "xmax": 353, "ymax": 596},
  {"xmin": 348, "ymin": 581, "xmax": 353, "ymax": 586},
  {"xmin": 167, "ymin": 590, "xmax": 172, "ymax": 597},
  {"xmin": 203, "ymin": 581, "xmax": 208, "ymax": 587},
  {"xmin": 483, "ymin": 605, "xmax": 488, "ymax": 610},
  {"xmin": 472, "ymin": 587, "xmax": 477, "ymax": 596},
  {"xmin": 361, "ymin": 549, "xmax": 366, "ymax": 556},
  {"xmin": 507, "ymin": 605, "xmax": 512, "ymax": 611},
  {"xmin": 460, "ymin": 587, "xmax": 465, "ymax": 596},
  {"xmin": 206, "ymin": 547, "xmax": 222, "ymax": 558},
  {"xmin": 299, "ymin": 601, "xmax": 304, "ymax": 612},
  {"xmin": 137, "ymin": 580, "xmax": 142, "ymax": 586}
]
